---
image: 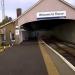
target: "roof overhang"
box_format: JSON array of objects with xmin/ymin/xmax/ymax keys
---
[{"xmin": 21, "ymin": 19, "xmax": 75, "ymax": 31}]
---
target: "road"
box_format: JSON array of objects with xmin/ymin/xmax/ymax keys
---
[{"xmin": 0, "ymin": 41, "xmax": 48, "ymax": 75}]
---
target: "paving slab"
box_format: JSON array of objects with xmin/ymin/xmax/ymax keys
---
[{"xmin": 0, "ymin": 41, "xmax": 48, "ymax": 75}]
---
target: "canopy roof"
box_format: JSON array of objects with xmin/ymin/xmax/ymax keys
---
[{"xmin": 21, "ymin": 19, "xmax": 75, "ymax": 31}]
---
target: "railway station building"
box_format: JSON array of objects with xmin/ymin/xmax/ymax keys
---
[{"xmin": 0, "ymin": 0, "xmax": 75, "ymax": 45}]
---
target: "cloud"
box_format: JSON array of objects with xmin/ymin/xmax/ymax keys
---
[
  {"xmin": 19, "ymin": 0, "xmax": 28, "ymax": 3},
  {"xmin": 0, "ymin": 0, "xmax": 39, "ymax": 21},
  {"xmin": 0, "ymin": 10, "xmax": 2, "ymax": 21}
]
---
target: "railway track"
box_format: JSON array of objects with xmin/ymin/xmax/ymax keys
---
[{"xmin": 44, "ymin": 40, "xmax": 75, "ymax": 66}]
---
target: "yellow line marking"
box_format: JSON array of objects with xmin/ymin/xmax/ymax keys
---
[{"xmin": 38, "ymin": 41, "xmax": 60, "ymax": 75}]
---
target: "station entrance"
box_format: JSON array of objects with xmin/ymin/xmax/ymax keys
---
[{"xmin": 20, "ymin": 19, "xmax": 75, "ymax": 43}]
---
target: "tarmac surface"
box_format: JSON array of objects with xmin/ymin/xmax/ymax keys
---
[{"xmin": 0, "ymin": 41, "xmax": 48, "ymax": 75}]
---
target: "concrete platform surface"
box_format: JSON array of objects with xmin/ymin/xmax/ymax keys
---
[{"xmin": 0, "ymin": 41, "xmax": 48, "ymax": 75}]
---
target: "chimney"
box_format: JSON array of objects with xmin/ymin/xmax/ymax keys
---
[{"xmin": 16, "ymin": 8, "xmax": 22, "ymax": 17}]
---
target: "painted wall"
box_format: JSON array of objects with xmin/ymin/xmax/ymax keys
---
[{"xmin": 18, "ymin": 0, "xmax": 75, "ymax": 26}]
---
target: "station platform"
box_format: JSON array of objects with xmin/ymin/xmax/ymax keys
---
[
  {"xmin": 0, "ymin": 41, "xmax": 75, "ymax": 75},
  {"xmin": 0, "ymin": 41, "xmax": 60, "ymax": 75}
]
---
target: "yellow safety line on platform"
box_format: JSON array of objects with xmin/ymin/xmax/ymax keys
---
[{"xmin": 38, "ymin": 41, "xmax": 60, "ymax": 75}]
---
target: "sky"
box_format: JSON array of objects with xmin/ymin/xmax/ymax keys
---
[
  {"xmin": 0, "ymin": 0, "xmax": 39, "ymax": 22},
  {"xmin": 63, "ymin": 0, "xmax": 75, "ymax": 7}
]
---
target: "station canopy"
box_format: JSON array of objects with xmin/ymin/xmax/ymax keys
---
[{"xmin": 21, "ymin": 19, "xmax": 75, "ymax": 31}]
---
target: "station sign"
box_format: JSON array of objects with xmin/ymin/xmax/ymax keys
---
[
  {"xmin": 37, "ymin": 11, "xmax": 66, "ymax": 18},
  {"xmin": 15, "ymin": 25, "xmax": 20, "ymax": 35},
  {"xmin": 15, "ymin": 30, "xmax": 19, "ymax": 35}
]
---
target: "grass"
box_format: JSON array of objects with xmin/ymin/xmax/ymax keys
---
[
  {"xmin": 0, "ymin": 45, "xmax": 10, "ymax": 53},
  {"xmin": 0, "ymin": 46, "xmax": 4, "ymax": 52}
]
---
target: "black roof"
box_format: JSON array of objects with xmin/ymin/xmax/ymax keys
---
[{"xmin": 21, "ymin": 19, "xmax": 75, "ymax": 31}]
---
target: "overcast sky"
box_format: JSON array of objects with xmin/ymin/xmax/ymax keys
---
[
  {"xmin": 61, "ymin": 0, "xmax": 75, "ymax": 8},
  {"xmin": 0, "ymin": 0, "xmax": 75, "ymax": 22},
  {"xmin": 0, "ymin": 0, "xmax": 39, "ymax": 22},
  {"xmin": 63, "ymin": 0, "xmax": 75, "ymax": 6}
]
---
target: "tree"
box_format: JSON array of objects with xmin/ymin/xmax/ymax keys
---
[{"xmin": 0, "ymin": 16, "xmax": 12, "ymax": 26}]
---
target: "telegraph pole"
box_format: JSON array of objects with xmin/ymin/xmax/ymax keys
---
[{"xmin": 1, "ymin": 0, "xmax": 5, "ymax": 20}]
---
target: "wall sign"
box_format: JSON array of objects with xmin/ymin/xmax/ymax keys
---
[
  {"xmin": 15, "ymin": 30, "xmax": 19, "ymax": 35},
  {"xmin": 37, "ymin": 11, "xmax": 66, "ymax": 18}
]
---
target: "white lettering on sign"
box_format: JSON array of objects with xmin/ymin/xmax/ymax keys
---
[{"xmin": 37, "ymin": 11, "xmax": 66, "ymax": 18}]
